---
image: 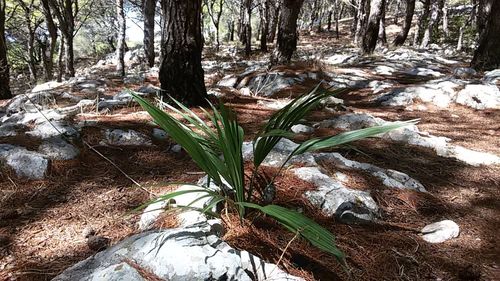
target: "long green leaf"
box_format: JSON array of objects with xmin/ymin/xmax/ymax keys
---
[{"xmin": 239, "ymin": 202, "xmax": 345, "ymax": 261}]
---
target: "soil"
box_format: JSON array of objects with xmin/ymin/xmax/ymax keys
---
[{"xmin": 1, "ymin": 30, "xmax": 499, "ymax": 281}]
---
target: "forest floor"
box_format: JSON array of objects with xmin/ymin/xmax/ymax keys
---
[{"xmin": 1, "ymin": 27, "xmax": 499, "ymax": 281}]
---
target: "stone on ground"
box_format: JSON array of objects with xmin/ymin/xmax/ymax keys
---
[
  {"xmin": 103, "ymin": 129, "xmax": 152, "ymax": 146},
  {"xmin": 421, "ymin": 220, "xmax": 460, "ymax": 243},
  {"xmin": 0, "ymin": 144, "xmax": 49, "ymax": 179},
  {"xmin": 38, "ymin": 137, "xmax": 79, "ymax": 160}
]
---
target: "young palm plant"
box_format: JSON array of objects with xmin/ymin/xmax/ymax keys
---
[{"xmin": 132, "ymin": 85, "xmax": 416, "ymax": 263}]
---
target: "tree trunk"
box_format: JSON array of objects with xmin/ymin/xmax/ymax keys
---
[
  {"xmin": 57, "ymin": 37, "xmax": 65, "ymax": 82},
  {"xmin": 416, "ymin": 0, "xmax": 430, "ymax": 45},
  {"xmin": 378, "ymin": 4, "xmax": 387, "ymax": 45},
  {"xmin": 159, "ymin": 0, "xmax": 207, "ymax": 106},
  {"xmin": 64, "ymin": 34, "xmax": 75, "ymax": 78},
  {"xmin": 270, "ymin": 0, "xmax": 304, "ymax": 65},
  {"xmin": 393, "ymin": 0, "xmax": 415, "ymax": 46},
  {"xmin": 0, "ymin": 0, "xmax": 11, "ymax": 99},
  {"xmin": 420, "ymin": 0, "xmax": 438, "ymax": 48},
  {"xmin": 354, "ymin": 0, "xmax": 367, "ymax": 45},
  {"xmin": 361, "ymin": 0, "xmax": 386, "ymax": 54},
  {"xmin": 40, "ymin": 0, "xmax": 58, "ymax": 80},
  {"xmin": 244, "ymin": 0, "xmax": 252, "ymax": 56},
  {"xmin": 327, "ymin": 8, "xmax": 332, "ymax": 31},
  {"xmin": 442, "ymin": 1, "xmax": 448, "ymax": 38},
  {"xmin": 143, "ymin": 0, "xmax": 156, "ymax": 67},
  {"xmin": 260, "ymin": 0, "xmax": 270, "ymax": 51},
  {"xmin": 476, "ymin": 0, "xmax": 492, "ymax": 36},
  {"xmin": 267, "ymin": 1, "xmax": 280, "ymax": 43},
  {"xmin": 471, "ymin": 0, "xmax": 500, "ymax": 70},
  {"xmin": 116, "ymin": 0, "xmax": 126, "ymax": 76}
]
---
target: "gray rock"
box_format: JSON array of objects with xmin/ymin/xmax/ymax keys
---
[
  {"xmin": 241, "ymin": 72, "xmax": 304, "ymax": 97},
  {"xmin": 455, "ymin": 84, "xmax": 500, "ymax": 109},
  {"xmin": 54, "ymin": 221, "xmax": 302, "ymax": 281},
  {"xmin": 294, "ymin": 166, "xmax": 378, "ymax": 223},
  {"xmin": 86, "ymin": 262, "xmax": 145, "ymax": 281},
  {"xmin": 26, "ymin": 121, "xmax": 79, "ymax": 140},
  {"xmin": 320, "ymin": 112, "xmax": 500, "ymax": 166},
  {"xmin": 453, "ymin": 67, "xmax": 477, "ymax": 78},
  {"xmin": 291, "ymin": 124, "xmax": 314, "ymax": 134},
  {"xmin": 257, "ymin": 99, "xmax": 292, "ymax": 110},
  {"xmin": 171, "ymin": 144, "xmax": 182, "ymax": 153},
  {"xmin": 38, "ymin": 137, "xmax": 79, "ymax": 160},
  {"xmin": 404, "ymin": 67, "xmax": 444, "ymax": 77},
  {"xmin": 483, "ymin": 69, "xmax": 500, "ymax": 84},
  {"xmin": 315, "ymin": 153, "xmax": 426, "ymax": 192},
  {"xmin": 136, "ymin": 85, "xmax": 159, "ymax": 95},
  {"xmin": 242, "ymin": 138, "xmax": 317, "ymax": 168},
  {"xmin": 98, "ymin": 99, "xmax": 128, "ymax": 110},
  {"xmin": 31, "ymin": 81, "xmax": 66, "ymax": 93},
  {"xmin": 0, "ymin": 123, "xmax": 24, "ymax": 137},
  {"xmin": 322, "ymin": 54, "xmax": 359, "ymax": 65},
  {"xmin": 421, "ymin": 220, "xmax": 460, "ymax": 243},
  {"xmin": 0, "ymin": 145, "xmax": 49, "ymax": 179},
  {"xmin": 217, "ymin": 75, "xmax": 238, "ymax": 87},
  {"xmin": 104, "ymin": 129, "xmax": 152, "ymax": 146},
  {"xmin": 152, "ymin": 128, "xmax": 168, "ymax": 141}
]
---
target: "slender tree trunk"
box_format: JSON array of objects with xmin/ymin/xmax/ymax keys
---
[
  {"xmin": 260, "ymin": 0, "xmax": 270, "ymax": 51},
  {"xmin": 268, "ymin": 1, "xmax": 280, "ymax": 43},
  {"xmin": 420, "ymin": 0, "xmax": 440, "ymax": 48},
  {"xmin": 476, "ymin": 0, "xmax": 492, "ymax": 36},
  {"xmin": 361, "ymin": 0, "xmax": 386, "ymax": 54},
  {"xmin": 442, "ymin": 1, "xmax": 448, "ymax": 38},
  {"xmin": 57, "ymin": 37, "xmax": 65, "ymax": 82},
  {"xmin": 116, "ymin": 0, "xmax": 126, "ymax": 76},
  {"xmin": 471, "ymin": 0, "xmax": 500, "ymax": 70},
  {"xmin": 143, "ymin": 0, "xmax": 156, "ymax": 67},
  {"xmin": 416, "ymin": 0, "xmax": 430, "ymax": 45},
  {"xmin": 354, "ymin": 0, "xmax": 367, "ymax": 45},
  {"xmin": 393, "ymin": 0, "xmax": 415, "ymax": 46},
  {"xmin": 159, "ymin": 0, "xmax": 207, "ymax": 106},
  {"xmin": 378, "ymin": 5, "xmax": 387, "ymax": 45},
  {"xmin": 41, "ymin": 0, "xmax": 58, "ymax": 80},
  {"xmin": 270, "ymin": 0, "xmax": 305, "ymax": 65},
  {"xmin": 327, "ymin": 8, "xmax": 332, "ymax": 31},
  {"xmin": 244, "ymin": 0, "xmax": 252, "ymax": 56},
  {"xmin": 0, "ymin": 0, "xmax": 11, "ymax": 99},
  {"xmin": 64, "ymin": 34, "xmax": 75, "ymax": 78},
  {"xmin": 27, "ymin": 28, "xmax": 37, "ymax": 80}
]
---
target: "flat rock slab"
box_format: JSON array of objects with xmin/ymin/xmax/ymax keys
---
[
  {"xmin": 103, "ymin": 129, "xmax": 152, "ymax": 146},
  {"xmin": 54, "ymin": 221, "xmax": 302, "ymax": 281},
  {"xmin": 421, "ymin": 220, "xmax": 460, "ymax": 243},
  {"xmin": 38, "ymin": 137, "xmax": 79, "ymax": 160},
  {"xmin": 0, "ymin": 144, "xmax": 49, "ymax": 179}
]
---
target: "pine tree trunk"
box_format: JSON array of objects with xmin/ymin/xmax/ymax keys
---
[
  {"xmin": 471, "ymin": 0, "xmax": 500, "ymax": 70},
  {"xmin": 354, "ymin": 0, "xmax": 367, "ymax": 45},
  {"xmin": 378, "ymin": 5, "xmax": 387, "ymax": 45},
  {"xmin": 271, "ymin": 0, "xmax": 304, "ymax": 65},
  {"xmin": 361, "ymin": 0, "xmax": 386, "ymax": 54},
  {"xmin": 416, "ymin": 0, "xmax": 430, "ymax": 45},
  {"xmin": 267, "ymin": 2, "xmax": 280, "ymax": 43},
  {"xmin": 159, "ymin": 0, "xmax": 207, "ymax": 106},
  {"xmin": 393, "ymin": 0, "xmax": 415, "ymax": 46},
  {"xmin": 0, "ymin": 0, "xmax": 11, "ymax": 100},
  {"xmin": 116, "ymin": 0, "xmax": 126, "ymax": 76},
  {"xmin": 260, "ymin": 0, "xmax": 270, "ymax": 51},
  {"xmin": 420, "ymin": 0, "xmax": 443, "ymax": 48},
  {"xmin": 40, "ymin": 0, "xmax": 58, "ymax": 80},
  {"xmin": 143, "ymin": 0, "xmax": 156, "ymax": 67},
  {"xmin": 244, "ymin": 0, "xmax": 252, "ymax": 56},
  {"xmin": 442, "ymin": 2, "xmax": 448, "ymax": 38},
  {"xmin": 57, "ymin": 37, "xmax": 65, "ymax": 82}
]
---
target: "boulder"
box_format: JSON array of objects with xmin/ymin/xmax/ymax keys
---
[
  {"xmin": 455, "ymin": 84, "xmax": 500, "ymax": 109},
  {"xmin": 421, "ymin": 220, "xmax": 460, "ymax": 243},
  {"xmin": 0, "ymin": 144, "xmax": 49, "ymax": 179},
  {"xmin": 452, "ymin": 67, "xmax": 477, "ymax": 79},
  {"xmin": 26, "ymin": 121, "xmax": 79, "ymax": 140},
  {"xmin": 291, "ymin": 124, "xmax": 314, "ymax": 134},
  {"xmin": 294, "ymin": 166, "xmax": 378, "ymax": 224},
  {"xmin": 103, "ymin": 129, "xmax": 152, "ymax": 146},
  {"xmin": 54, "ymin": 221, "xmax": 302, "ymax": 281},
  {"xmin": 38, "ymin": 137, "xmax": 79, "ymax": 160}
]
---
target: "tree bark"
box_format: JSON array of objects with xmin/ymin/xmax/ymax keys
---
[
  {"xmin": 267, "ymin": 1, "xmax": 280, "ymax": 43},
  {"xmin": 244, "ymin": 0, "xmax": 252, "ymax": 56},
  {"xmin": 415, "ymin": 0, "xmax": 430, "ymax": 45},
  {"xmin": 471, "ymin": 0, "xmax": 500, "ymax": 70},
  {"xmin": 259, "ymin": 0, "xmax": 270, "ymax": 51},
  {"xmin": 57, "ymin": 37, "xmax": 65, "ymax": 82},
  {"xmin": 361, "ymin": 0, "xmax": 386, "ymax": 54},
  {"xmin": 393, "ymin": 0, "xmax": 415, "ymax": 46},
  {"xmin": 0, "ymin": 0, "xmax": 11, "ymax": 99},
  {"xmin": 420, "ymin": 0, "xmax": 443, "ymax": 48},
  {"xmin": 159, "ymin": 0, "xmax": 207, "ymax": 106},
  {"xmin": 354, "ymin": 0, "xmax": 367, "ymax": 45},
  {"xmin": 49, "ymin": 0, "xmax": 76, "ymax": 78},
  {"xmin": 270, "ymin": 0, "xmax": 304, "ymax": 65},
  {"xmin": 143, "ymin": 0, "xmax": 156, "ymax": 67},
  {"xmin": 41, "ymin": 0, "xmax": 58, "ymax": 80},
  {"xmin": 116, "ymin": 0, "xmax": 126, "ymax": 76}
]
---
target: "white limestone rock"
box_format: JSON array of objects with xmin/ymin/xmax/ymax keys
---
[
  {"xmin": 103, "ymin": 129, "xmax": 152, "ymax": 146},
  {"xmin": 421, "ymin": 220, "xmax": 460, "ymax": 243},
  {"xmin": 455, "ymin": 84, "xmax": 500, "ymax": 109},
  {"xmin": 0, "ymin": 144, "xmax": 49, "ymax": 179},
  {"xmin": 38, "ymin": 137, "xmax": 79, "ymax": 160}
]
